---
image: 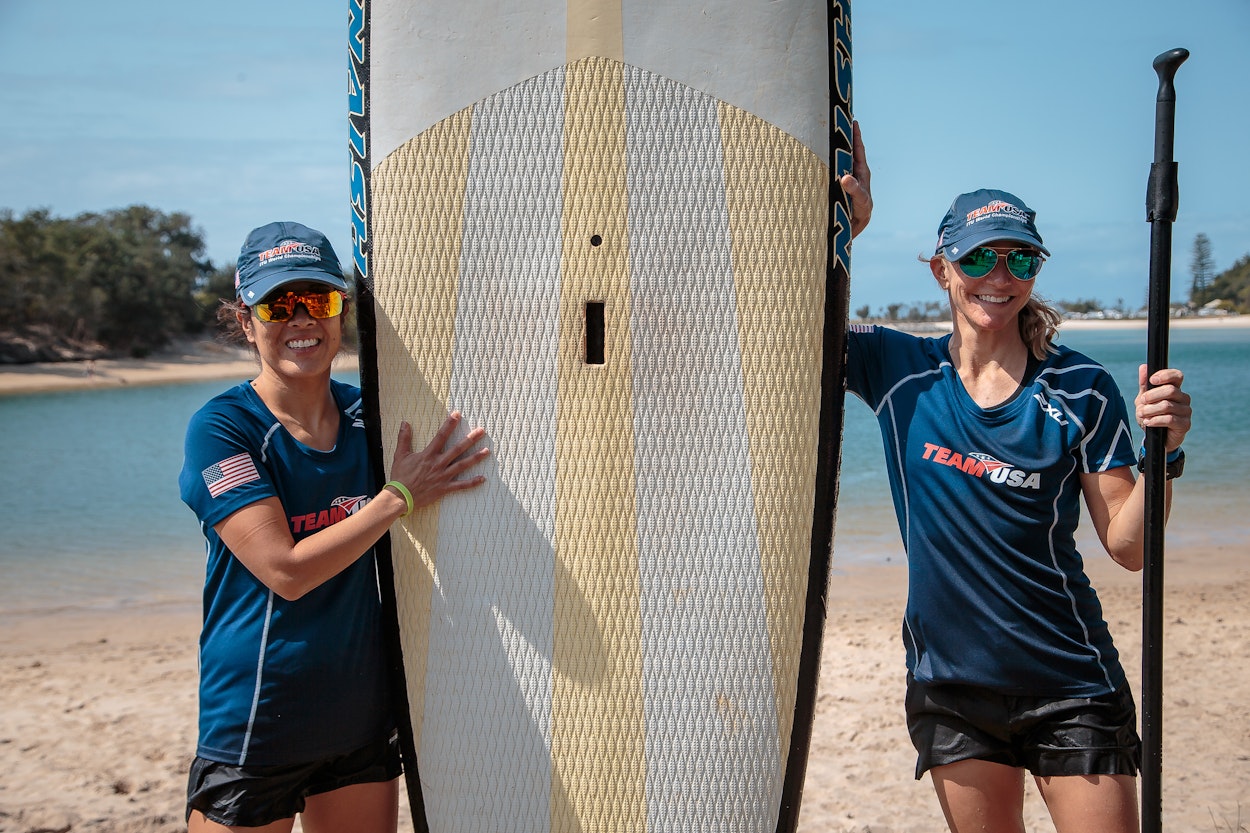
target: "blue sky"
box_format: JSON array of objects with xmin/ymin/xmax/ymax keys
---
[{"xmin": 1, "ymin": 1, "xmax": 1247, "ymax": 313}]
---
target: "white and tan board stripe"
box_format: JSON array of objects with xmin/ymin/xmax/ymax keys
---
[{"xmin": 369, "ymin": 6, "xmax": 827, "ymax": 832}]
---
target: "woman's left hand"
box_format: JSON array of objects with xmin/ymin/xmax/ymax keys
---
[
  {"xmin": 1136, "ymin": 365, "xmax": 1192, "ymax": 452},
  {"xmin": 390, "ymin": 412, "xmax": 490, "ymax": 510}
]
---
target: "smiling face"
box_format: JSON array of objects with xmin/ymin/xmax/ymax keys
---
[
  {"xmin": 933, "ymin": 241, "xmax": 1039, "ymax": 335},
  {"xmin": 238, "ymin": 280, "xmax": 345, "ymax": 381}
]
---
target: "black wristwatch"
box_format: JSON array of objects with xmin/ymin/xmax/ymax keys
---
[{"xmin": 1138, "ymin": 448, "xmax": 1185, "ymax": 480}]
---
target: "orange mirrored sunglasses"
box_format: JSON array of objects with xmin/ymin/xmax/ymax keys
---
[{"xmin": 252, "ymin": 289, "xmax": 345, "ymax": 322}]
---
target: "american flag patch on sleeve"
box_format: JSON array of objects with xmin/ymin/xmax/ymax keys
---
[{"xmin": 202, "ymin": 452, "xmax": 260, "ymax": 498}]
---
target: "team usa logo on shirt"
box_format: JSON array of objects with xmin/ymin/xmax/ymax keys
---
[
  {"xmin": 290, "ymin": 495, "xmax": 371, "ymax": 533},
  {"xmin": 922, "ymin": 444, "xmax": 1042, "ymax": 490}
]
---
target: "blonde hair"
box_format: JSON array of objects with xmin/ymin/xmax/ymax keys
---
[{"xmin": 1018, "ymin": 295, "xmax": 1062, "ymax": 360}]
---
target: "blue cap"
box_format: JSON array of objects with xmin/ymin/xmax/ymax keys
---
[
  {"xmin": 234, "ymin": 221, "xmax": 350, "ymax": 304},
  {"xmin": 934, "ymin": 189, "xmax": 1049, "ymax": 260}
]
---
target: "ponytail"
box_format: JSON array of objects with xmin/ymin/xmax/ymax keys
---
[{"xmin": 1018, "ymin": 295, "xmax": 1062, "ymax": 360}]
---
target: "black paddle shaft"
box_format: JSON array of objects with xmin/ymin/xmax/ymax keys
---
[{"xmin": 1141, "ymin": 45, "xmax": 1187, "ymax": 833}]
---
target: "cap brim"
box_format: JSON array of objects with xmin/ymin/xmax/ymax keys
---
[
  {"xmin": 237, "ymin": 270, "xmax": 351, "ymax": 304},
  {"xmin": 941, "ymin": 229, "xmax": 1050, "ymax": 260}
]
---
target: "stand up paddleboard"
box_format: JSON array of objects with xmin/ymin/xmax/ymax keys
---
[{"xmin": 349, "ymin": 2, "xmax": 854, "ymax": 830}]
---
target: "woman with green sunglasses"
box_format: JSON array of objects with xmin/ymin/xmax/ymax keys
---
[{"xmin": 845, "ymin": 187, "xmax": 1193, "ymax": 833}]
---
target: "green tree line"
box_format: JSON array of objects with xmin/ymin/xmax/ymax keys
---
[
  {"xmin": 1190, "ymin": 232, "xmax": 1250, "ymax": 312},
  {"xmin": 1206, "ymin": 255, "xmax": 1250, "ymax": 311},
  {"xmin": 1, "ymin": 205, "xmax": 237, "ymax": 361}
]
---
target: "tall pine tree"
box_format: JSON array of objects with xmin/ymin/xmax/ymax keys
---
[{"xmin": 1189, "ymin": 232, "xmax": 1215, "ymax": 306}]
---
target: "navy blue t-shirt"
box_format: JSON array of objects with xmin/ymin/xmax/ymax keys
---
[
  {"xmin": 846, "ymin": 325, "xmax": 1139, "ymax": 696},
  {"xmin": 179, "ymin": 380, "xmax": 390, "ymax": 766}
]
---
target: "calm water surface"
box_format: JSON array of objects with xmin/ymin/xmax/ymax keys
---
[{"xmin": 1, "ymin": 325, "xmax": 1245, "ymax": 617}]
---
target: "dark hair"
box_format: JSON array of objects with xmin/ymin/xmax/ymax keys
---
[{"xmin": 216, "ymin": 298, "xmax": 255, "ymax": 351}]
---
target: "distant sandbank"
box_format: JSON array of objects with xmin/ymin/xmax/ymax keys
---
[
  {"xmin": 0, "ymin": 339, "xmax": 359, "ymax": 397},
  {"xmin": 869, "ymin": 314, "xmax": 1249, "ymax": 334},
  {"xmin": 1056, "ymin": 314, "xmax": 1247, "ymax": 331}
]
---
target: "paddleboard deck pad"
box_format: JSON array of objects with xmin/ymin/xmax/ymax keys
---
[{"xmin": 350, "ymin": 2, "xmax": 854, "ymax": 830}]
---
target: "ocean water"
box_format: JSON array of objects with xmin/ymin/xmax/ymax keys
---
[{"xmin": 1, "ymin": 325, "xmax": 1246, "ymax": 618}]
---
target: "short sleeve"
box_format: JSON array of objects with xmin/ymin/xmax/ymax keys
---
[
  {"xmin": 179, "ymin": 401, "xmax": 278, "ymax": 529},
  {"xmin": 1077, "ymin": 367, "xmax": 1138, "ymax": 474}
]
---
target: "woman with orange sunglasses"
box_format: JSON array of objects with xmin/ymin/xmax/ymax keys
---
[{"xmin": 179, "ymin": 221, "xmax": 489, "ymax": 832}]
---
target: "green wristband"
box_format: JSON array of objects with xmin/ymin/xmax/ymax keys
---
[{"xmin": 386, "ymin": 480, "xmax": 414, "ymax": 517}]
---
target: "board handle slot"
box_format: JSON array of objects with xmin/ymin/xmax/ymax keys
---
[{"xmin": 585, "ymin": 301, "xmax": 605, "ymax": 365}]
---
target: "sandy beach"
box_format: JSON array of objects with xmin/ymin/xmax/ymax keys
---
[
  {"xmin": 2, "ymin": 316, "xmax": 1247, "ymax": 832},
  {"xmin": 0, "ymin": 338, "xmax": 359, "ymax": 398},
  {"xmin": 2, "ymin": 548, "xmax": 1246, "ymax": 833}
]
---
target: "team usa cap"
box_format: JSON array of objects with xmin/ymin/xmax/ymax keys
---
[
  {"xmin": 235, "ymin": 221, "xmax": 350, "ymax": 304},
  {"xmin": 935, "ymin": 189, "xmax": 1050, "ymax": 260}
]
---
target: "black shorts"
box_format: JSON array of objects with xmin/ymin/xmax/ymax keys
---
[
  {"xmin": 186, "ymin": 732, "xmax": 402, "ymax": 827},
  {"xmin": 905, "ymin": 675, "xmax": 1141, "ymax": 779}
]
